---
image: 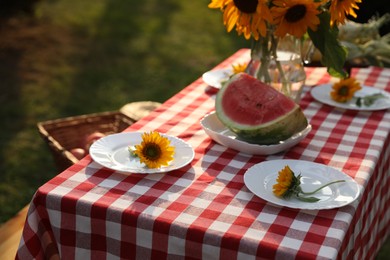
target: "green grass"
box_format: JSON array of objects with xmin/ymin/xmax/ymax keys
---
[
  {"xmin": 0, "ymin": 0, "xmax": 246, "ymax": 222},
  {"xmin": 0, "ymin": 0, "xmax": 388, "ymax": 258}
]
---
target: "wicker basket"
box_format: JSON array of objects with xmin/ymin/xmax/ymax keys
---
[{"xmin": 37, "ymin": 111, "xmax": 136, "ymax": 171}]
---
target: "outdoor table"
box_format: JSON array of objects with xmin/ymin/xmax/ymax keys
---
[{"xmin": 16, "ymin": 49, "xmax": 390, "ymax": 259}]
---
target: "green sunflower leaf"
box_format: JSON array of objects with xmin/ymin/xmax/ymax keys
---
[
  {"xmin": 297, "ymin": 196, "xmax": 320, "ymax": 203},
  {"xmin": 308, "ymin": 12, "xmax": 348, "ymax": 78}
]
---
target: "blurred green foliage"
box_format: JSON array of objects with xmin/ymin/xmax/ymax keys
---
[{"xmin": 0, "ymin": 0, "xmax": 247, "ymax": 222}]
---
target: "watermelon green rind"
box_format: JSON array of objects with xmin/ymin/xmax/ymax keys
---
[
  {"xmin": 215, "ymin": 73, "xmax": 308, "ymax": 145},
  {"xmin": 219, "ymin": 107, "xmax": 308, "ymax": 144}
]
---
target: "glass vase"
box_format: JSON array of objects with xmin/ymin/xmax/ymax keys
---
[{"xmin": 245, "ymin": 34, "xmax": 306, "ymax": 103}]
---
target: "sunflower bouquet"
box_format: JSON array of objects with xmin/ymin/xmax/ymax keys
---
[{"xmin": 208, "ymin": 0, "xmax": 363, "ymax": 79}]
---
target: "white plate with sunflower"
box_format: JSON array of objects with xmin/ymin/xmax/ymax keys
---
[
  {"xmin": 244, "ymin": 160, "xmax": 361, "ymax": 210},
  {"xmin": 89, "ymin": 132, "xmax": 195, "ymax": 174},
  {"xmin": 311, "ymin": 84, "xmax": 390, "ymax": 111}
]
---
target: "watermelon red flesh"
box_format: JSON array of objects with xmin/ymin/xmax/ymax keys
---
[
  {"xmin": 221, "ymin": 75, "xmax": 296, "ymax": 125},
  {"xmin": 215, "ymin": 73, "xmax": 308, "ymax": 145}
]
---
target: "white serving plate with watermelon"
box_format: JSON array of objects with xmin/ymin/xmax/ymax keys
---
[{"xmin": 201, "ymin": 112, "xmax": 311, "ymax": 155}]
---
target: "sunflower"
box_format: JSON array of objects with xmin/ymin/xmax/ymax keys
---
[
  {"xmin": 329, "ymin": 0, "xmax": 362, "ymax": 26},
  {"xmin": 271, "ymin": 0, "xmax": 321, "ymax": 38},
  {"xmin": 272, "ymin": 165, "xmax": 296, "ymax": 198},
  {"xmin": 232, "ymin": 62, "xmax": 247, "ymax": 74},
  {"xmin": 273, "ymin": 165, "xmax": 345, "ymax": 202},
  {"xmin": 134, "ymin": 131, "xmax": 175, "ymax": 169},
  {"xmin": 330, "ymin": 77, "xmax": 362, "ymax": 103},
  {"xmin": 208, "ymin": 0, "xmax": 273, "ymax": 40}
]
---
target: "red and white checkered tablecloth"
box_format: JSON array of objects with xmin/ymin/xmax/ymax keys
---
[{"xmin": 16, "ymin": 49, "xmax": 390, "ymax": 259}]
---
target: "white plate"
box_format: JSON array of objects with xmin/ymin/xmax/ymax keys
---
[
  {"xmin": 89, "ymin": 132, "xmax": 194, "ymax": 174},
  {"xmin": 244, "ymin": 160, "xmax": 360, "ymax": 210},
  {"xmin": 202, "ymin": 68, "xmax": 233, "ymax": 89},
  {"xmin": 200, "ymin": 112, "xmax": 311, "ymax": 155},
  {"xmin": 311, "ymin": 84, "xmax": 390, "ymax": 111}
]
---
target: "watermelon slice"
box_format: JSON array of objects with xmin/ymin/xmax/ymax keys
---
[{"xmin": 215, "ymin": 73, "xmax": 308, "ymax": 145}]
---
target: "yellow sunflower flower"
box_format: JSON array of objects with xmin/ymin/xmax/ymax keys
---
[
  {"xmin": 271, "ymin": 0, "xmax": 321, "ymax": 38},
  {"xmin": 273, "ymin": 165, "xmax": 345, "ymax": 202},
  {"xmin": 232, "ymin": 63, "xmax": 247, "ymax": 74},
  {"xmin": 273, "ymin": 165, "xmax": 295, "ymax": 197},
  {"xmin": 329, "ymin": 0, "xmax": 362, "ymax": 27},
  {"xmin": 208, "ymin": 0, "xmax": 273, "ymax": 40},
  {"xmin": 330, "ymin": 77, "xmax": 362, "ymax": 103},
  {"xmin": 134, "ymin": 131, "xmax": 175, "ymax": 169}
]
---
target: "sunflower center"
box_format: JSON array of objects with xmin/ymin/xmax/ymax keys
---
[
  {"xmin": 233, "ymin": 0, "xmax": 258, "ymax": 14},
  {"xmin": 285, "ymin": 4, "xmax": 307, "ymax": 23},
  {"xmin": 338, "ymin": 86, "xmax": 350, "ymax": 96},
  {"xmin": 143, "ymin": 144, "xmax": 161, "ymax": 160}
]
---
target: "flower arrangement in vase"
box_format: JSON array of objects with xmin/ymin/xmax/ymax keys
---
[{"xmin": 209, "ymin": 0, "xmax": 362, "ymax": 101}]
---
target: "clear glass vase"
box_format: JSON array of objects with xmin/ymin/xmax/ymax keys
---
[{"xmin": 245, "ymin": 34, "xmax": 306, "ymax": 103}]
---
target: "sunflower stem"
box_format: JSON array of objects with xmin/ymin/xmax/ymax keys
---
[
  {"xmin": 299, "ymin": 180, "xmax": 345, "ymax": 195},
  {"xmin": 254, "ymin": 34, "xmax": 272, "ymax": 83},
  {"xmin": 270, "ymin": 34, "xmax": 289, "ymax": 96}
]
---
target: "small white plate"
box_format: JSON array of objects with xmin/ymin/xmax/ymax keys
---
[
  {"xmin": 311, "ymin": 84, "xmax": 390, "ymax": 111},
  {"xmin": 200, "ymin": 112, "xmax": 311, "ymax": 155},
  {"xmin": 89, "ymin": 132, "xmax": 194, "ymax": 174},
  {"xmin": 244, "ymin": 160, "xmax": 360, "ymax": 210},
  {"xmin": 202, "ymin": 68, "xmax": 233, "ymax": 89}
]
